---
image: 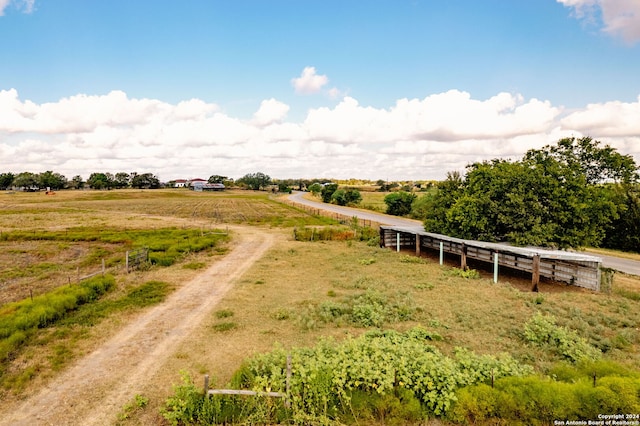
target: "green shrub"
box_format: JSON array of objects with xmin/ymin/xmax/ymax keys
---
[
  {"xmin": 524, "ymin": 312, "xmax": 601, "ymax": 362},
  {"xmin": 449, "ymin": 371, "xmax": 640, "ymax": 424},
  {"xmin": 162, "ymin": 327, "xmax": 532, "ymax": 424}
]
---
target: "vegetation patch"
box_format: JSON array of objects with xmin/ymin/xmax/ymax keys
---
[
  {"xmin": 162, "ymin": 328, "xmax": 532, "ymax": 424},
  {"xmin": 449, "ymin": 363, "xmax": 640, "ymax": 424},
  {"xmin": 212, "ymin": 322, "xmax": 237, "ymax": 332},
  {"xmin": 292, "ymin": 225, "xmax": 378, "ymax": 243},
  {"xmin": 300, "ymin": 289, "xmax": 418, "ymax": 329},
  {"xmin": 0, "ymin": 275, "xmax": 115, "ymax": 364},
  {"xmin": 523, "ymin": 312, "xmax": 601, "ymax": 363}
]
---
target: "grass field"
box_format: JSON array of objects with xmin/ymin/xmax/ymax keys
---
[{"xmin": 1, "ymin": 188, "xmax": 640, "ymax": 424}]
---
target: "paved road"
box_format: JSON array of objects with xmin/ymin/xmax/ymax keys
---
[{"xmin": 288, "ymin": 191, "xmax": 640, "ymax": 276}]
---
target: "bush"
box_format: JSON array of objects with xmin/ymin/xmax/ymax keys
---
[
  {"xmin": 384, "ymin": 191, "xmax": 417, "ymax": 216},
  {"xmin": 449, "ymin": 370, "xmax": 640, "ymax": 424},
  {"xmin": 524, "ymin": 313, "xmax": 601, "ymax": 362},
  {"xmin": 162, "ymin": 327, "xmax": 534, "ymax": 424}
]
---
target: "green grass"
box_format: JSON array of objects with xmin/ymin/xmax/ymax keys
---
[{"xmin": 0, "ymin": 279, "xmax": 174, "ymax": 391}]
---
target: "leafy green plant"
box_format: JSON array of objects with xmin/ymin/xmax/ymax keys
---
[
  {"xmin": 523, "ymin": 312, "xmax": 601, "ymax": 363},
  {"xmin": 161, "ymin": 327, "xmax": 532, "ymax": 424},
  {"xmin": 446, "ymin": 267, "xmax": 481, "ymax": 279},
  {"xmin": 118, "ymin": 394, "xmax": 149, "ymax": 422},
  {"xmin": 313, "ymin": 289, "xmax": 416, "ymax": 328},
  {"xmin": 449, "ymin": 365, "xmax": 640, "ymax": 424}
]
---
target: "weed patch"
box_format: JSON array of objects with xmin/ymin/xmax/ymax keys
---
[{"xmin": 162, "ymin": 328, "xmax": 532, "ymax": 424}]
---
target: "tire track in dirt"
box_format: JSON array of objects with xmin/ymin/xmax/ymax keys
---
[{"xmin": 2, "ymin": 226, "xmax": 276, "ymax": 426}]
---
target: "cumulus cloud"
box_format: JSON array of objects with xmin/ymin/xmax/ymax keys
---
[
  {"xmin": 558, "ymin": 0, "xmax": 640, "ymax": 44},
  {"xmin": 252, "ymin": 98, "xmax": 290, "ymax": 126},
  {"xmin": 1, "ymin": 88, "xmax": 638, "ymax": 181},
  {"xmin": 561, "ymin": 95, "xmax": 640, "ymax": 135},
  {"xmin": 291, "ymin": 66, "xmax": 329, "ymax": 94}
]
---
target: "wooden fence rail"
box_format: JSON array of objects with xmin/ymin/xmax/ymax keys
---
[{"xmin": 204, "ymin": 354, "xmax": 292, "ymax": 408}]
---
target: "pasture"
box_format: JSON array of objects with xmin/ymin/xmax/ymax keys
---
[{"xmin": 1, "ymin": 188, "xmax": 639, "ymax": 424}]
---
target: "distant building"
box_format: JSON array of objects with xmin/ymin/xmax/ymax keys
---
[
  {"xmin": 174, "ymin": 179, "xmax": 188, "ymax": 188},
  {"xmin": 203, "ymin": 183, "xmax": 225, "ymax": 191},
  {"xmin": 188, "ymin": 178, "xmax": 207, "ymax": 188}
]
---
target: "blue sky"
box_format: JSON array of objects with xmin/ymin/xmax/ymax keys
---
[{"xmin": 1, "ymin": 0, "xmax": 639, "ymax": 181}]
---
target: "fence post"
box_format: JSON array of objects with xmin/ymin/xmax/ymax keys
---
[
  {"xmin": 102, "ymin": 258, "xmax": 105, "ymax": 276},
  {"xmin": 439, "ymin": 242, "xmax": 444, "ymax": 265},
  {"xmin": 461, "ymin": 243, "xmax": 467, "ymax": 270},
  {"xmin": 396, "ymin": 232, "xmax": 400, "ymax": 252},
  {"xmin": 493, "ymin": 252, "xmax": 499, "ymax": 283},
  {"xmin": 531, "ymin": 255, "xmax": 541, "ymax": 292},
  {"xmin": 204, "ymin": 375, "xmax": 210, "ymax": 398},
  {"xmin": 285, "ymin": 354, "xmax": 292, "ymax": 409},
  {"xmin": 126, "ymin": 251, "xmax": 129, "ymax": 273}
]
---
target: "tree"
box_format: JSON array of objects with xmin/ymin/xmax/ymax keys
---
[
  {"xmin": 70, "ymin": 175, "xmax": 85, "ymax": 189},
  {"xmin": 114, "ymin": 172, "xmax": 130, "ymax": 189},
  {"xmin": 87, "ymin": 172, "xmax": 112, "ymax": 189},
  {"xmin": 208, "ymin": 175, "xmax": 227, "ymax": 184},
  {"xmin": 131, "ymin": 173, "xmax": 160, "ymax": 189},
  {"xmin": 0, "ymin": 172, "xmax": 14, "ymax": 190},
  {"xmin": 602, "ymin": 184, "xmax": 640, "ymax": 252},
  {"xmin": 308, "ymin": 183, "xmax": 323, "ymax": 197},
  {"xmin": 384, "ymin": 191, "xmax": 417, "ymax": 216},
  {"xmin": 38, "ymin": 171, "xmax": 67, "ymax": 190},
  {"xmin": 321, "ymin": 183, "xmax": 338, "ymax": 203},
  {"xmin": 331, "ymin": 188, "xmax": 362, "ymax": 206},
  {"xmin": 526, "ymin": 136, "xmax": 639, "ymax": 185},
  {"xmin": 422, "ymin": 137, "xmax": 635, "ymax": 249},
  {"xmin": 12, "ymin": 172, "xmax": 38, "ymax": 190},
  {"xmin": 237, "ymin": 172, "xmax": 271, "ymax": 190}
]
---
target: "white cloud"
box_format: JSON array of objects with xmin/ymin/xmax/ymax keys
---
[
  {"xmin": 558, "ymin": 0, "xmax": 640, "ymax": 44},
  {"xmin": 291, "ymin": 66, "xmax": 329, "ymax": 95},
  {"xmin": 0, "ymin": 88, "xmax": 638, "ymax": 181},
  {"xmin": 0, "ymin": 0, "xmax": 35, "ymax": 15},
  {"xmin": 0, "ymin": 0, "xmax": 11, "ymax": 15},
  {"xmin": 252, "ymin": 98, "xmax": 290, "ymax": 126}
]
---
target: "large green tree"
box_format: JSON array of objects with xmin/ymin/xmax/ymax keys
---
[
  {"xmin": 87, "ymin": 172, "xmax": 113, "ymax": 190},
  {"xmin": 114, "ymin": 172, "xmax": 131, "ymax": 189},
  {"xmin": 131, "ymin": 173, "xmax": 160, "ymax": 189},
  {"xmin": 331, "ymin": 188, "xmax": 362, "ymax": 206},
  {"xmin": 38, "ymin": 171, "xmax": 67, "ymax": 190},
  {"xmin": 321, "ymin": 183, "xmax": 339, "ymax": 203},
  {"xmin": 12, "ymin": 172, "xmax": 38, "ymax": 190},
  {"xmin": 0, "ymin": 172, "xmax": 15, "ymax": 190},
  {"xmin": 237, "ymin": 172, "xmax": 271, "ymax": 190},
  {"xmin": 422, "ymin": 138, "xmax": 636, "ymax": 249},
  {"xmin": 384, "ymin": 191, "xmax": 417, "ymax": 216}
]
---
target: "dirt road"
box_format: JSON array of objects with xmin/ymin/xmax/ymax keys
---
[{"xmin": 2, "ymin": 226, "xmax": 276, "ymax": 426}]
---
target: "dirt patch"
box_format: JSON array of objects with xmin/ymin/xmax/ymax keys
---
[{"xmin": 0, "ymin": 226, "xmax": 278, "ymax": 426}]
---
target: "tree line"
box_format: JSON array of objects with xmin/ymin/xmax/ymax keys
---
[
  {"xmin": 416, "ymin": 137, "xmax": 639, "ymax": 251},
  {"xmin": 0, "ymin": 171, "xmax": 161, "ymax": 190}
]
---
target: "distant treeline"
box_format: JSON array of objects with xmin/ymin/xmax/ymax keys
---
[{"xmin": 0, "ymin": 171, "xmax": 161, "ymax": 190}]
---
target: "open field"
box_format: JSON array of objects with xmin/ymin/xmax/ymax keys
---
[{"xmin": 1, "ymin": 189, "xmax": 640, "ymax": 424}]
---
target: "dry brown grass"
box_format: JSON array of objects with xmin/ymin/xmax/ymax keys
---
[{"xmin": 162, "ymin": 238, "xmax": 640, "ymax": 398}]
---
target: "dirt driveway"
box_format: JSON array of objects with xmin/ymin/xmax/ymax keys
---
[{"xmin": 1, "ymin": 226, "xmax": 276, "ymax": 426}]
